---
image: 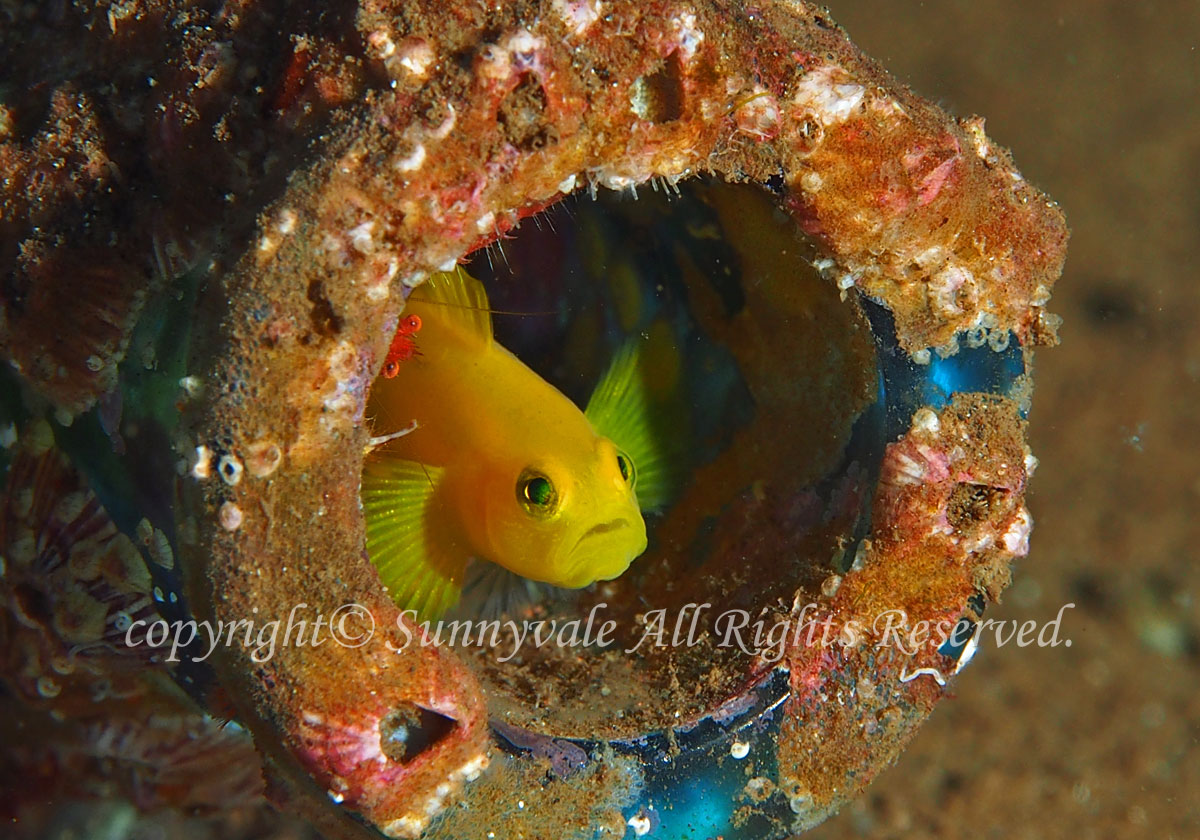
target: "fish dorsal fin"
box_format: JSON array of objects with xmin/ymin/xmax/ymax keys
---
[
  {"xmin": 360, "ymin": 453, "xmax": 467, "ymax": 620},
  {"xmin": 585, "ymin": 322, "xmax": 689, "ymax": 512},
  {"xmin": 409, "ymin": 267, "xmax": 493, "ymax": 345}
]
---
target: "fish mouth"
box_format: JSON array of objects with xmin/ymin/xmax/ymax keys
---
[
  {"xmin": 577, "ymin": 518, "xmax": 629, "ymax": 544},
  {"xmin": 561, "ymin": 517, "xmax": 644, "ymax": 586}
]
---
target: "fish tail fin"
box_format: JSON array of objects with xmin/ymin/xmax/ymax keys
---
[
  {"xmin": 408, "ymin": 267, "xmax": 493, "ymax": 345},
  {"xmin": 360, "ymin": 453, "xmax": 466, "ymax": 620},
  {"xmin": 585, "ymin": 320, "xmax": 690, "ymax": 511}
]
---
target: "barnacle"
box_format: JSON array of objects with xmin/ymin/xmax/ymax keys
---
[{"xmin": 0, "ymin": 1, "xmax": 1066, "ymax": 837}]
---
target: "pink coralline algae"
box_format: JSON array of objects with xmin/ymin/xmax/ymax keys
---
[{"xmin": 774, "ymin": 396, "xmax": 1034, "ymax": 829}]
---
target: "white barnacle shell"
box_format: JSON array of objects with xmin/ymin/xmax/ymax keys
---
[{"xmin": 218, "ymin": 454, "xmax": 244, "ymax": 486}]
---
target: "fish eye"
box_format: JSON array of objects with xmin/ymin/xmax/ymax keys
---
[
  {"xmin": 517, "ymin": 469, "xmax": 558, "ymax": 515},
  {"xmin": 616, "ymin": 452, "xmax": 635, "ymax": 486}
]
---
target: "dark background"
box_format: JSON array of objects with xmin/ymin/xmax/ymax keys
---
[{"xmin": 808, "ymin": 2, "xmax": 1199, "ymax": 837}]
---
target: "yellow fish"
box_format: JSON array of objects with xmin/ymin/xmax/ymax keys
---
[{"xmin": 362, "ymin": 268, "xmax": 683, "ymax": 619}]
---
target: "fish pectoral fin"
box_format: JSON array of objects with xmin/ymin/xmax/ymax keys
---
[
  {"xmin": 585, "ymin": 321, "xmax": 689, "ymax": 512},
  {"xmin": 409, "ymin": 267, "xmax": 493, "ymax": 345},
  {"xmin": 361, "ymin": 454, "xmax": 467, "ymax": 621}
]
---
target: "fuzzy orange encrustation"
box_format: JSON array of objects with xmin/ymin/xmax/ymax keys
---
[
  {"xmin": 189, "ymin": 1, "xmax": 1067, "ymax": 836},
  {"xmin": 776, "ymin": 395, "xmax": 1032, "ymax": 828}
]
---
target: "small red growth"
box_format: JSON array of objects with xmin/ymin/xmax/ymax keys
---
[
  {"xmin": 382, "ymin": 314, "xmax": 422, "ymax": 377},
  {"xmin": 274, "ymin": 47, "xmax": 314, "ymax": 115}
]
